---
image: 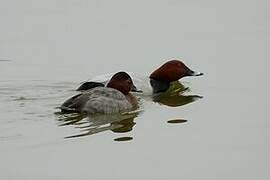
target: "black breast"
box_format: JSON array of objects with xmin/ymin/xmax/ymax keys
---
[{"xmin": 150, "ymin": 79, "xmax": 170, "ymax": 94}]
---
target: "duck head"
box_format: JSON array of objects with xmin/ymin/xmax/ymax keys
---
[
  {"xmin": 150, "ymin": 60, "xmax": 203, "ymax": 83},
  {"xmin": 107, "ymin": 72, "xmax": 139, "ymax": 95}
]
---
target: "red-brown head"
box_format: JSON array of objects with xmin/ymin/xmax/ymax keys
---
[
  {"xmin": 150, "ymin": 60, "xmax": 203, "ymax": 82},
  {"xmin": 107, "ymin": 72, "xmax": 138, "ymax": 95}
]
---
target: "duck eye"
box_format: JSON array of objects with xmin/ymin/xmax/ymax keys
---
[{"xmin": 126, "ymin": 79, "xmax": 132, "ymax": 84}]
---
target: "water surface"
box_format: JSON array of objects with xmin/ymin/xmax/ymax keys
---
[{"xmin": 1, "ymin": 0, "xmax": 269, "ymax": 179}]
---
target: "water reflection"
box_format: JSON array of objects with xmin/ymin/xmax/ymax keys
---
[
  {"xmin": 56, "ymin": 110, "xmax": 140, "ymax": 140},
  {"xmin": 152, "ymin": 81, "xmax": 202, "ymax": 107},
  {"xmin": 167, "ymin": 119, "xmax": 187, "ymax": 124},
  {"xmin": 55, "ymin": 81, "xmax": 202, "ymax": 140},
  {"xmin": 114, "ymin": 136, "xmax": 133, "ymax": 142}
]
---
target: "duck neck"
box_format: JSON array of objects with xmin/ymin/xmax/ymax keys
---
[{"xmin": 150, "ymin": 78, "xmax": 170, "ymax": 94}]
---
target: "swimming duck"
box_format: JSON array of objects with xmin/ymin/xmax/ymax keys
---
[
  {"xmin": 61, "ymin": 72, "xmax": 139, "ymax": 114},
  {"xmin": 77, "ymin": 60, "xmax": 203, "ymax": 95}
]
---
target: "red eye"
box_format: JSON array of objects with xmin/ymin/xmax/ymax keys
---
[{"xmin": 127, "ymin": 79, "xmax": 132, "ymax": 84}]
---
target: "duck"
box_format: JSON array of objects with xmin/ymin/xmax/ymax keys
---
[
  {"xmin": 60, "ymin": 72, "xmax": 139, "ymax": 114},
  {"xmin": 77, "ymin": 59, "xmax": 203, "ymax": 95}
]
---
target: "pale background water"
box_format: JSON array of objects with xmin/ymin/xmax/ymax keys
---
[{"xmin": 1, "ymin": 0, "xmax": 269, "ymax": 179}]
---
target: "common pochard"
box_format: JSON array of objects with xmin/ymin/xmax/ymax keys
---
[{"xmin": 61, "ymin": 72, "xmax": 139, "ymax": 114}]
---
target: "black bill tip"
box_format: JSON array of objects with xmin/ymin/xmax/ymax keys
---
[{"xmin": 187, "ymin": 70, "xmax": 204, "ymax": 76}]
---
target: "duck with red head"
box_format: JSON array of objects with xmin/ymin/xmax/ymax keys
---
[
  {"xmin": 149, "ymin": 60, "xmax": 203, "ymax": 93},
  {"xmin": 76, "ymin": 59, "xmax": 203, "ymax": 95},
  {"xmin": 150, "ymin": 60, "xmax": 203, "ymax": 82},
  {"xmin": 107, "ymin": 72, "xmax": 138, "ymax": 95},
  {"xmin": 61, "ymin": 72, "xmax": 139, "ymax": 114}
]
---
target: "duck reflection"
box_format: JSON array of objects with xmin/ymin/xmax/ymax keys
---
[
  {"xmin": 56, "ymin": 110, "xmax": 140, "ymax": 140},
  {"xmin": 167, "ymin": 119, "xmax": 187, "ymax": 124},
  {"xmin": 55, "ymin": 81, "xmax": 202, "ymax": 140},
  {"xmin": 152, "ymin": 81, "xmax": 202, "ymax": 107}
]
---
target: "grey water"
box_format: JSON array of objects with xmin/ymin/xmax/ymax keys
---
[{"xmin": 0, "ymin": 0, "xmax": 269, "ymax": 179}]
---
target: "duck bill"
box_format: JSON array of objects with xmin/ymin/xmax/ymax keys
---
[
  {"xmin": 186, "ymin": 70, "xmax": 204, "ymax": 76},
  {"xmin": 131, "ymin": 85, "xmax": 143, "ymax": 93}
]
